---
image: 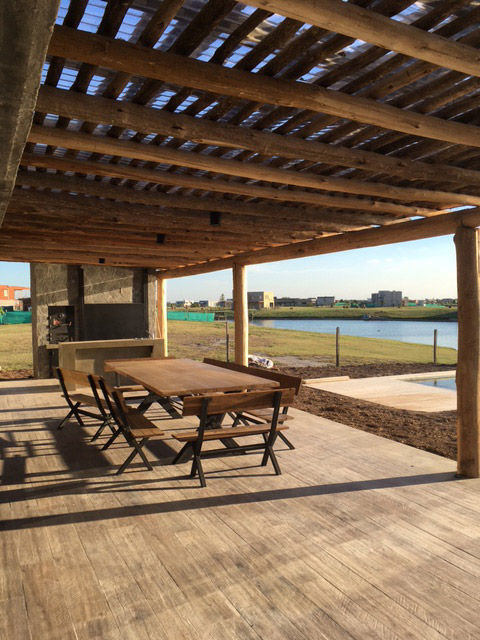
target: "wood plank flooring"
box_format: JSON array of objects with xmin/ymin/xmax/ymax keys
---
[{"xmin": 1, "ymin": 378, "xmax": 480, "ymax": 639}]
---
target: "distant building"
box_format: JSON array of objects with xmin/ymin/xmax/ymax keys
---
[
  {"xmin": 247, "ymin": 291, "xmax": 274, "ymax": 309},
  {"xmin": 371, "ymin": 290, "xmax": 402, "ymax": 307},
  {"xmin": 0, "ymin": 285, "xmax": 30, "ymax": 310},
  {"xmin": 175, "ymin": 299, "xmax": 193, "ymax": 308},
  {"xmin": 275, "ymin": 296, "xmax": 316, "ymax": 307},
  {"xmin": 316, "ymin": 296, "xmax": 335, "ymax": 307},
  {"xmin": 198, "ymin": 300, "xmax": 216, "ymax": 308}
]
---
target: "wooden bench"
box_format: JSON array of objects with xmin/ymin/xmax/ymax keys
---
[
  {"xmin": 172, "ymin": 387, "xmax": 295, "ymax": 487},
  {"xmin": 203, "ymin": 359, "xmax": 301, "ymax": 449}
]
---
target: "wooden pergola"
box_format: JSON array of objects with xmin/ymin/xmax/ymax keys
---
[{"xmin": 3, "ymin": 0, "xmax": 480, "ymax": 476}]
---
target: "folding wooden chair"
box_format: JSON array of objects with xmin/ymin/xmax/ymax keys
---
[
  {"xmin": 56, "ymin": 367, "xmax": 106, "ymax": 432},
  {"xmin": 94, "ymin": 375, "xmax": 164, "ymax": 474},
  {"xmin": 203, "ymin": 358, "xmax": 302, "ymax": 449},
  {"xmin": 87, "ymin": 374, "xmax": 121, "ymax": 442},
  {"xmin": 171, "ymin": 388, "xmax": 295, "ymax": 487}
]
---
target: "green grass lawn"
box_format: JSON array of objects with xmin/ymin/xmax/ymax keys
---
[
  {"xmin": 0, "ymin": 320, "xmax": 457, "ymax": 372},
  {"xmin": 168, "ymin": 320, "xmax": 457, "ymax": 365},
  {"xmin": 0, "ymin": 324, "xmax": 33, "ymax": 370}
]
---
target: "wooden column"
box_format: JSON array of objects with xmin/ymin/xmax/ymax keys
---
[
  {"xmin": 454, "ymin": 226, "xmax": 480, "ymax": 477},
  {"xmin": 156, "ymin": 276, "xmax": 168, "ymax": 357},
  {"xmin": 233, "ymin": 263, "xmax": 248, "ymax": 365}
]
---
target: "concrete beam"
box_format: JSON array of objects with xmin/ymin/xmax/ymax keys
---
[{"xmin": 0, "ymin": 0, "xmax": 59, "ymax": 224}]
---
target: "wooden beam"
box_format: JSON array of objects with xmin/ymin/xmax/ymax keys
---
[
  {"xmin": 0, "ymin": 236, "xmax": 195, "ymax": 263},
  {"xmin": 13, "ymin": 171, "xmax": 416, "ymax": 221},
  {"xmin": 36, "ymin": 86, "xmax": 480, "ymax": 189},
  {"xmin": 159, "ymin": 208, "xmax": 480, "ymax": 278},
  {"xmin": 156, "ymin": 277, "xmax": 168, "ymax": 356},
  {"xmin": 455, "ymin": 226, "xmax": 480, "ymax": 478},
  {"xmin": 243, "ymin": 0, "xmax": 480, "ymax": 77},
  {"xmin": 8, "ymin": 187, "xmax": 382, "ymax": 234},
  {"xmin": 27, "ymin": 125, "xmax": 477, "ymax": 207},
  {"xmin": 48, "ymin": 26, "xmax": 480, "ymax": 149},
  {"xmin": 0, "ymin": 0, "xmax": 59, "ymax": 224},
  {"xmin": 233, "ymin": 263, "xmax": 248, "ymax": 366},
  {"xmin": 19, "ymin": 153, "xmax": 437, "ymax": 215},
  {"xmin": 2, "ymin": 217, "xmax": 310, "ymax": 249},
  {"xmin": 0, "ymin": 227, "xmax": 257, "ymax": 256},
  {"xmin": 0, "ymin": 247, "xmax": 176, "ymax": 269}
]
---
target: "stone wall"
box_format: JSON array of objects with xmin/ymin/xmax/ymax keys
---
[{"xmin": 31, "ymin": 264, "xmax": 156, "ymax": 378}]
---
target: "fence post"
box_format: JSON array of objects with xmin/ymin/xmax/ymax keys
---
[
  {"xmin": 336, "ymin": 326, "xmax": 340, "ymax": 367},
  {"xmin": 433, "ymin": 329, "xmax": 438, "ymax": 365},
  {"xmin": 225, "ymin": 320, "xmax": 230, "ymax": 362}
]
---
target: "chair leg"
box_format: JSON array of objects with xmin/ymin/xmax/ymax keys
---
[
  {"xmin": 57, "ymin": 402, "xmax": 83, "ymax": 429},
  {"xmin": 136, "ymin": 439, "xmax": 154, "ymax": 471},
  {"xmin": 91, "ymin": 419, "xmax": 110, "ymax": 442},
  {"xmin": 193, "ymin": 455, "xmax": 206, "ymax": 487},
  {"xmin": 102, "ymin": 427, "xmax": 122, "ymax": 450},
  {"xmin": 171, "ymin": 442, "xmax": 192, "ymax": 464},
  {"xmin": 56, "ymin": 407, "xmax": 74, "ymax": 430},
  {"xmin": 268, "ymin": 446, "xmax": 282, "ymax": 475},
  {"xmin": 71, "ymin": 403, "xmax": 85, "ymax": 427},
  {"xmin": 190, "ymin": 457, "xmax": 197, "ymax": 478},
  {"xmin": 116, "ymin": 438, "xmax": 152, "ymax": 474},
  {"xmin": 278, "ymin": 431, "xmax": 295, "ymax": 450},
  {"xmin": 116, "ymin": 448, "xmax": 139, "ymax": 474}
]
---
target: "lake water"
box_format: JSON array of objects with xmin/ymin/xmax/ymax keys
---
[{"xmin": 250, "ymin": 318, "xmax": 458, "ymax": 350}]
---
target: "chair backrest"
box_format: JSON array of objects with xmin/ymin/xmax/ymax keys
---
[
  {"xmin": 88, "ymin": 373, "xmax": 112, "ymax": 419},
  {"xmin": 57, "ymin": 367, "xmax": 91, "ymax": 393},
  {"xmin": 183, "ymin": 387, "xmax": 295, "ymax": 417},
  {"xmin": 90, "ymin": 374, "xmax": 130, "ymax": 429},
  {"xmin": 203, "ymin": 358, "xmax": 302, "ymax": 395}
]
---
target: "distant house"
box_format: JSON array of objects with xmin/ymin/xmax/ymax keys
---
[
  {"xmin": 247, "ymin": 291, "xmax": 274, "ymax": 309},
  {"xmin": 198, "ymin": 300, "xmax": 216, "ymax": 308},
  {"xmin": 275, "ymin": 296, "xmax": 316, "ymax": 307},
  {"xmin": 0, "ymin": 285, "xmax": 30, "ymax": 310},
  {"xmin": 371, "ymin": 290, "xmax": 402, "ymax": 307},
  {"xmin": 440, "ymin": 298, "xmax": 457, "ymax": 306},
  {"xmin": 316, "ymin": 296, "xmax": 335, "ymax": 307},
  {"xmin": 175, "ymin": 299, "xmax": 193, "ymax": 308}
]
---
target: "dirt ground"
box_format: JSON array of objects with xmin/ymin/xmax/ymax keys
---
[
  {"xmin": 0, "ymin": 368, "xmax": 33, "ymax": 380},
  {"xmin": 1, "ymin": 362, "xmax": 457, "ymax": 461},
  {"xmin": 281, "ymin": 363, "xmax": 457, "ymax": 460}
]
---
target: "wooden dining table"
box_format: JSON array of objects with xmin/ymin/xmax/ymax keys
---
[
  {"xmin": 104, "ymin": 357, "xmax": 280, "ymax": 452},
  {"xmin": 104, "ymin": 357, "xmax": 279, "ymax": 397}
]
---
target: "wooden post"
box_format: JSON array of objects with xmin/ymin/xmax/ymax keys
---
[
  {"xmin": 156, "ymin": 276, "xmax": 168, "ymax": 357},
  {"xmin": 433, "ymin": 329, "xmax": 438, "ymax": 365},
  {"xmin": 336, "ymin": 326, "xmax": 340, "ymax": 367},
  {"xmin": 233, "ymin": 263, "xmax": 248, "ymax": 365},
  {"xmin": 454, "ymin": 226, "xmax": 480, "ymax": 477},
  {"xmin": 225, "ymin": 320, "xmax": 230, "ymax": 362}
]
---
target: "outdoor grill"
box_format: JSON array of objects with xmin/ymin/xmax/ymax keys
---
[{"xmin": 47, "ymin": 305, "xmax": 74, "ymax": 344}]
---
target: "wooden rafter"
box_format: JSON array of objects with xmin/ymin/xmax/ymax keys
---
[
  {"xmin": 26, "ymin": 125, "xmax": 467, "ymax": 209},
  {"xmin": 9, "ymin": 187, "xmax": 398, "ymax": 232},
  {"xmin": 35, "ymin": 85, "xmax": 480, "ymax": 190},
  {"xmin": 243, "ymin": 0, "xmax": 480, "ymax": 77},
  {"xmin": 47, "ymin": 26, "xmax": 480, "ymax": 149}
]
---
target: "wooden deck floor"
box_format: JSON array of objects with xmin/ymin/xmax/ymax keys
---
[{"xmin": 1, "ymin": 379, "xmax": 480, "ymax": 640}]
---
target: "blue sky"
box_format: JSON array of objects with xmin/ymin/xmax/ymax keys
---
[{"xmin": 1, "ymin": 235, "xmax": 457, "ymax": 301}]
